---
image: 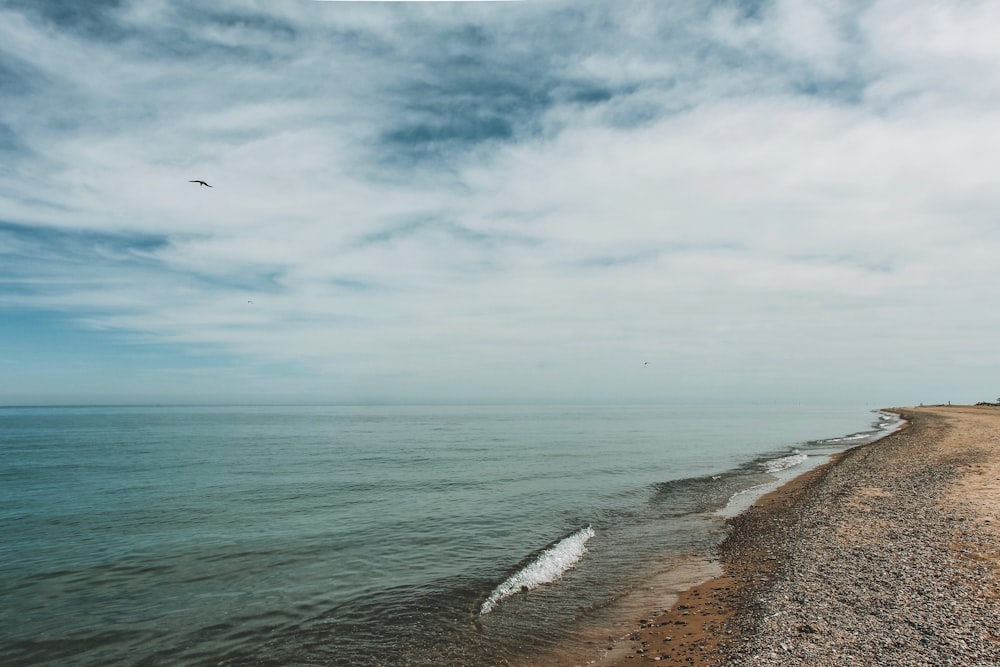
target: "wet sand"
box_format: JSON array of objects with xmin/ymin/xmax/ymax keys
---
[{"xmin": 582, "ymin": 405, "xmax": 1000, "ymax": 666}]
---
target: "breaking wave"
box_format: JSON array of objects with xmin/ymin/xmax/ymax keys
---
[
  {"xmin": 761, "ymin": 450, "xmax": 807, "ymax": 474},
  {"xmin": 480, "ymin": 526, "xmax": 595, "ymax": 615}
]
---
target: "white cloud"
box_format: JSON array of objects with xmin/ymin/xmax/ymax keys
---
[{"xmin": 2, "ymin": 0, "xmax": 1000, "ymax": 404}]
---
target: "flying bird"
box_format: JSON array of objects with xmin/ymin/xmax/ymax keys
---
[{"xmin": 189, "ymin": 180, "xmax": 212, "ymax": 187}]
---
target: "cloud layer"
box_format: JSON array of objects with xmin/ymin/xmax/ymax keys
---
[{"xmin": 2, "ymin": 0, "xmax": 1000, "ymax": 405}]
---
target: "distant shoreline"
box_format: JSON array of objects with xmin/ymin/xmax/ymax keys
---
[{"xmin": 576, "ymin": 405, "xmax": 1000, "ymax": 666}]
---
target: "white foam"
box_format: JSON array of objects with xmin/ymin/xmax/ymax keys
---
[
  {"xmin": 761, "ymin": 450, "xmax": 807, "ymax": 474},
  {"xmin": 720, "ymin": 413, "xmax": 906, "ymax": 520},
  {"xmin": 719, "ymin": 482, "xmax": 769, "ymax": 515},
  {"xmin": 480, "ymin": 526, "xmax": 595, "ymax": 615},
  {"xmin": 877, "ymin": 412, "xmax": 906, "ymax": 434},
  {"xmin": 720, "ymin": 453, "xmax": 831, "ymax": 518},
  {"xmin": 823, "ymin": 432, "xmax": 868, "ymax": 444}
]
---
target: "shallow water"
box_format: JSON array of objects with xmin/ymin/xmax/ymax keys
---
[{"xmin": 0, "ymin": 404, "xmax": 898, "ymax": 666}]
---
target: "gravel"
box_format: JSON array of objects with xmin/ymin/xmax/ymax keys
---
[{"xmin": 717, "ymin": 410, "xmax": 1000, "ymax": 667}]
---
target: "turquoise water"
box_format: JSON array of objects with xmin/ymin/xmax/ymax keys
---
[{"xmin": 0, "ymin": 404, "xmax": 897, "ymax": 666}]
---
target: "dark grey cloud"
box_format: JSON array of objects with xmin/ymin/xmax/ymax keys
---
[
  {"xmin": 365, "ymin": 0, "xmax": 880, "ymax": 166},
  {"xmin": 0, "ymin": 220, "xmax": 291, "ymax": 304},
  {"xmin": 0, "ymin": 220, "xmax": 169, "ymax": 267},
  {"xmin": 575, "ymin": 250, "xmax": 663, "ymax": 269},
  {"xmin": 188, "ymin": 7, "xmax": 299, "ymax": 42},
  {"xmin": 374, "ymin": 29, "xmax": 567, "ymax": 161},
  {"xmin": 356, "ymin": 3, "xmax": 722, "ymax": 162},
  {"xmin": 356, "ymin": 216, "xmax": 533, "ymax": 251},
  {"xmin": 0, "ymin": 53, "xmax": 45, "ymax": 168},
  {"xmin": 136, "ymin": 5, "xmax": 302, "ymax": 65},
  {"xmin": 792, "ymin": 76, "xmax": 867, "ymax": 103},
  {"xmin": 0, "ymin": 50, "xmax": 42, "ymax": 97},
  {"xmin": 726, "ymin": 0, "xmax": 769, "ymax": 21},
  {"xmin": 0, "ymin": 221, "xmax": 170, "ymax": 307},
  {"xmin": 6, "ymin": 0, "xmax": 127, "ymax": 41},
  {"xmin": 0, "ymin": 124, "xmax": 26, "ymax": 162}
]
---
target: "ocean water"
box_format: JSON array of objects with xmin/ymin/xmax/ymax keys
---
[{"xmin": 0, "ymin": 404, "xmax": 900, "ymax": 666}]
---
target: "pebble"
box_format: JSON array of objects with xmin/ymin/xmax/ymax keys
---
[{"xmin": 716, "ymin": 410, "xmax": 1000, "ymax": 667}]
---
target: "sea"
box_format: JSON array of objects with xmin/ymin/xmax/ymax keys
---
[{"xmin": 0, "ymin": 404, "xmax": 901, "ymax": 666}]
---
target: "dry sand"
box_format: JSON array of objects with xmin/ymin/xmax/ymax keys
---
[{"xmin": 585, "ymin": 405, "xmax": 1000, "ymax": 666}]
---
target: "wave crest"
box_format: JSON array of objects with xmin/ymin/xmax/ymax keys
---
[
  {"xmin": 762, "ymin": 450, "xmax": 807, "ymax": 474},
  {"xmin": 480, "ymin": 526, "xmax": 595, "ymax": 615}
]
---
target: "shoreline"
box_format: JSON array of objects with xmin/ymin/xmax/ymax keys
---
[
  {"xmin": 576, "ymin": 405, "xmax": 1000, "ymax": 666},
  {"xmin": 577, "ymin": 427, "xmax": 872, "ymax": 666}
]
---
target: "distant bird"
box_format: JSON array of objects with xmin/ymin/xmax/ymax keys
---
[
  {"xmin": 644, "ymin": 361, "xmax": 650, "ymax": 367},
  {"xmin": 248, "ymin": 300, "xmax": 254, "ymax": 304},
  {"xmin": 189, "ymin": 180, "xmax": 212, "ymax": 187}
]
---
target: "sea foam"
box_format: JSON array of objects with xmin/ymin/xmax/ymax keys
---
[
  {"xmin": 480, "ymin": 526, "xmax": 595, "ymax": 615},
  {"xmin": 762, "ymin": 449, "xmax": 807, "ymax": 474}
]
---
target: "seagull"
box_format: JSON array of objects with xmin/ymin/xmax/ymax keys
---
[{"xmin": 189, "ymin": 180, "xmax": 212, "ymax": 187}]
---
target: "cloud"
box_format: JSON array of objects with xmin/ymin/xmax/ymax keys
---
[{"xmin": 2, "ymin": 0, "xmax": 1000, "ymax": 404}]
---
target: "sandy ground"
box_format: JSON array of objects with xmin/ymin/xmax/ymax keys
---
[{"xmin": 580, "ymin": 405, "xmax": 1000, "ymax": 666}]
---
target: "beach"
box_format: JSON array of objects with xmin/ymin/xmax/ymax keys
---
[{"xmin": 590, "ymin": 405, "xmax": 1000, "ymax": 666}]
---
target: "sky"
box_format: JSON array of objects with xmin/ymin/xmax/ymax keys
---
[{"xmin": 1, "ymin": 0, "xmax": 999, "ymax": 406}]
